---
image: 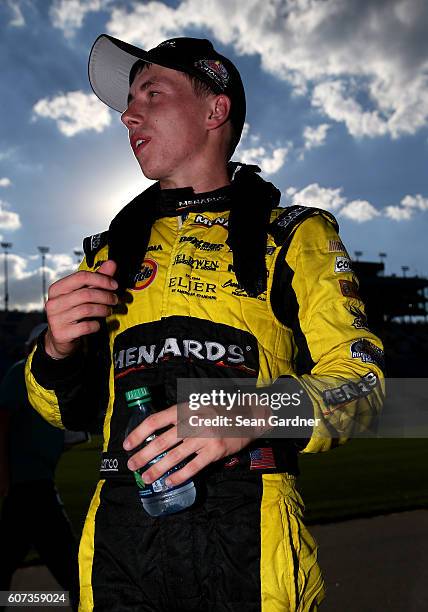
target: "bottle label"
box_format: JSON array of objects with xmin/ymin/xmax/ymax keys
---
[{"xmin": 133, "ymin": 459, "xmax": 190, "ymax": 497}]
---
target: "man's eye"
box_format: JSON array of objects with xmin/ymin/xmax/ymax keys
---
[{"xmin": 149, "ymin": 91, "xmax": 159, "ymax": 98}]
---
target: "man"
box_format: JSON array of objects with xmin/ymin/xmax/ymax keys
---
[
  {"xmin": 0, "ymin": 324, "xmax": 79, "ymax": 611},
  {"xmin": 25, "ymin": 35, "xmax": 384, "ymax": 611}
]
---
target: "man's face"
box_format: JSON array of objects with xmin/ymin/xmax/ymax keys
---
[{"xmin": 121, "ymin": 64, "xmax": 213, "ymax": 186}]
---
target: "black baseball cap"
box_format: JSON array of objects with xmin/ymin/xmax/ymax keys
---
[{"xmin": 88, "ymin": 34, "xmax": 246, "ymax": 153}]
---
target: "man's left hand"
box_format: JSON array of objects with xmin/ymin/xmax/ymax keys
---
[{"xmin": 122, "ymin": 404, "xmax": 266, "ymax": 487}]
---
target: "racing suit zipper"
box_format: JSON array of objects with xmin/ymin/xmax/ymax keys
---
[{"xmin": 160, "ymin": 214, "xmax": 188, "ymax": 316}]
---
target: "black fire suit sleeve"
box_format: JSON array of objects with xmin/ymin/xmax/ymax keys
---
[
  {"xmin": 25, "ymin": 252, "xmax": 111, "ymax": 433},
  {"xmin": 25, "ymin": 326, "xmax": 110, "ymax": 432}
]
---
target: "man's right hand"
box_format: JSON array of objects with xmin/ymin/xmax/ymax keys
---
[{"xmin": 44, "ymin": 260, "xmax": 118, "ymax": 359}]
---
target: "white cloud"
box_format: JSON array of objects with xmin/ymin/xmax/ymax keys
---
[
  {"xmin": 286, "ymin": 183, "xmax": 346, "ymax": 211},
  {"xmin": 339, "ymin": 199, "xmax": 381, "ymax": 223},
  {"xmin": 0, "ymin": 200, "xmax": 21, "ymax": 231},
  {"xmin": 0, "ymin": 178, "xmax": 12, "ymax": 188},
  {"xmin": 303, "ymin": 123, "xmax": 331, "ymax": 150},
  {"xmin": 0, "ymin": 252, "xmax": 75, "ymax": 311},
  {"xmin": 237, "ymin": 146, "xmax": 289, "ymax": 175},
  {"xmin": 32, "ymin": 91, "xmax": 111, "ymax": 137},
  {"xmin": 49, "ymin": 0, "xmax": 108, "ymax": 37},
  {"xmin": 240, "ymin": 122, "xmax": 250, "ymax": 141},
  {"xmin": 46, "ymin": 253, "xmax": 75, "ymax": 275},
  {"xmin": 401, "ymin": 194, "xmax": 428, "ymax": 211},
  {"xmin": 105, "ymin": 0, "xmax": 428, "ymax": 139},
  {"xmin": 107, "ymin": 2, "xmax": 188, "ymax": 49},
  {"xmin": 383, "ymin": 193, "xmax": 428, "ymax": 220},
  {"xmin": 286, "ymin": 183, "xmax": 428, "ymax": 222},
  {"xmin": 384, "ymin": 205, "xmax": 413, "ymax": 221},
  {"xmin": 7, "ymin": 0, "xmax": 25, "ymax": 27},
  {"xmin": 312, "ymin": 81, "xmax": 388, "ymax": 138},
  {"xmin": 232, "ymin": 122, "xmax": 290, "ymax": 175}
]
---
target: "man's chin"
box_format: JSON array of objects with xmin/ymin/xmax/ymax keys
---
[
  {"xmin": 137, "ymin": 160, "xmax": 162, "ymax": 182},
  {"xmin": 142, "ymin": 170, "xmax": 162, "ymax": 181}
]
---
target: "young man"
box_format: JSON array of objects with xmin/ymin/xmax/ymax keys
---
[{"xmin": 25, "ymin": 35, "xmax": 384, "ymax": 611}]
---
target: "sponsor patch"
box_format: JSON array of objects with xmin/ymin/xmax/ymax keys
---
[
  {"xmin": 193, "ymin": 214, "xmax": 228, "ymax": 229},
  {"xmin": 276, "ymin": 206, "xmax": 307, "ymax": 230},
  {"xmin": 146, "ymin": 244, "xmax": 162, "ymax": 252},
  {"xmin": 169, "ymin": 276, "xmax": 217, "ymax": 299},
  {"xmin": 335, "ymin": 255, "xmax": 353, "ymax": 273},
  {"xmin": 224, "ymin": 456, "xmax": 240, "ymax": 468},
  {"xmin": 173, "ymin": 254, "xmax": 219, "ymax": 271},
  {"xmin": 350, "ymin": 339, "xmax": 384, "ymax": 370},
  {"xmin": 194, "ymin": 59, "xmax": 229, "ymax": 89},
  {"xmin": 133, "ymin": 258, "xmax": 158, "ymax": 291},
  {"xmin": 221, "ymin": 277, "xmax": 267, "ymax": 301},
  {"xmin": 179, "ymin": 236, "xmax": 224, "ymax": 251},
  {"xmin": 177, "ymin": 193, "xmax": 229, "ymax": 211},
  {"xmin": 100, "ymin": 457, "xmax": 119, "ymax": 472},
  {"xmin": 113, "ymin": 318, "xmax": 259, "ymax": 380},
  {"xmin": 114, "ymin": 337, "xmax": 254, "ymax": 377},
  {"xmin": 222, "ymin": 278, "xmax": 247, "ymax": 296},
  {"xmin": 322, "ymin": 372, "xmax": 378, "ymax": 411},
  {"xmin": 91, "ymin": 233, "xmax": 102, "ymax": 251},
  {"xmin": 329, "ymin": 239, "xmax": 347, "ymax": 253},
  {"xmin": 349, "ymin": 305, "xmax": 369, "ymax": 330},
  {"xmin": 339, "ymin": 279, "xmax": 360, "ymax": 299},
  {"xmin": 83, "ymin": 230, "xmax": 109, "ymax": 267}
]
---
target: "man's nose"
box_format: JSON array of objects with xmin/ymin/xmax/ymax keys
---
[{"xmin": 121, "ymin": 105, "xmax": 143, "ymax": 129}]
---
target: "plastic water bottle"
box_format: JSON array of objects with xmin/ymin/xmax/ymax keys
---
[{"xmin": 124, "ymin": 386, "xmax": 196, "ymax": 517}]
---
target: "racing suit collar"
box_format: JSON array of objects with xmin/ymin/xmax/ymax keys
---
[
  {"xmin": 153, "ymin": 183, "xmax": 233, "ymax": 217},
  {"xmin": 109, "ymin": 163, "xmax": 281, "ymax": 297}
]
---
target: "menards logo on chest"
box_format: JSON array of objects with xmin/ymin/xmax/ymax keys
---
[{"xmin": 114, "ymin": 337, "xmax": 251, "ymax": 372}]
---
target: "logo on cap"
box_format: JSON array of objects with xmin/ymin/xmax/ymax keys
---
[
  {"xmin": 156, "ymin": 40, "xmax": 176, "ymax": 48},
  {"xmin": 195, "ymin": 59, "xmax": 229, "ymax": 89}
]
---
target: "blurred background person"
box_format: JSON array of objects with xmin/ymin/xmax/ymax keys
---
[{"xmin": 0, "ymin": 323, "xmax": 79, "ymax": 611}]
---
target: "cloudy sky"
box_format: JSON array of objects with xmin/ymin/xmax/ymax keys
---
[{"xmin": 0, "ymin": 0, "xmax": 427, "ymax": 310}]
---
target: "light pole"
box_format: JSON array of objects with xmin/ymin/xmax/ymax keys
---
[
  {"xmin": 401, "ymin": 265, "xmax": 409, "ymax": 278},
  {"xmin": 38, "ymin": 246, "xmax": 50, "ymax": 306},
  {"xmin": 354, "ymin": 250, "xmax": 363, "ymax": 262},
  {"xmin": 1, "ymin": 241, "xmax": 12, "ymax": 312},
  {"xmin": 379, "ymin": 252, "xmax": 387, "ymax": 276}
]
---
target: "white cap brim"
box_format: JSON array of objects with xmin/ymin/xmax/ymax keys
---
[{"xmin": 89, "ymin": 34, "xmax": 148, "ymax": 113}]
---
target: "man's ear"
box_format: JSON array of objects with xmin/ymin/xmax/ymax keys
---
[{"xmin": 207, "ymin": 94, "xmax": 231, "ymax": 130}]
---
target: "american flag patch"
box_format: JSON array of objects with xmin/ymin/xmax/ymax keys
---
[{"xmin": 249, "ymin": 447, "xmax": 276, "ymax": 470}]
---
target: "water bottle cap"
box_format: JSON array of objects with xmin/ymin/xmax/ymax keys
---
[{"xmin": 125, "ymin": 387, "xmax": 150, "ymax": 402}]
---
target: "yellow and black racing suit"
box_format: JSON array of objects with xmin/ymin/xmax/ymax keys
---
[{"xmin": 25, "ymin": 175, "xmax": 384, "ymax": 612}]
